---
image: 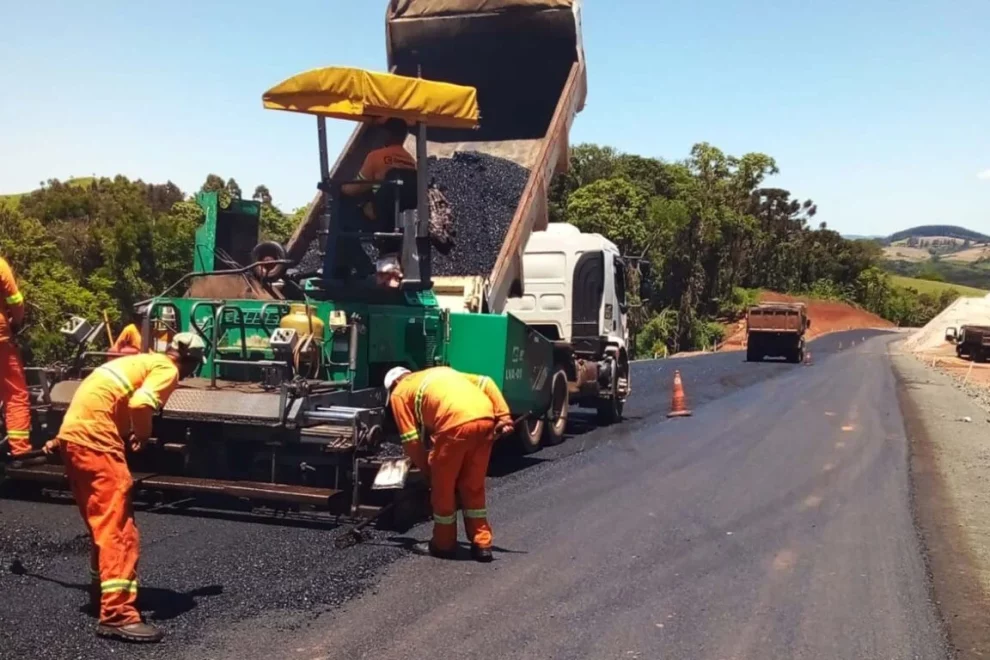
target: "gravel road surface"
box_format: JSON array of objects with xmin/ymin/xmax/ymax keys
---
[
  {"xmin": 892, "ymin": 348, "xmax": 990, "ymax": 658},
  {"xmin": 2, "ymin": 330, "xmax": 942, "ymax": 660}
]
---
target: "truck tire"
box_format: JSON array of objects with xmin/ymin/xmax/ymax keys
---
[
  {"xmin": 746, "ymin": 341, "xmax": 761, "ymax": 362},
  {"xmin": 542, "ymin": 369, "xmax": 569, "ymax": 446},
  {"xmin": 515, "ymin": 418, "xmax": 545, "ymax": 454}
]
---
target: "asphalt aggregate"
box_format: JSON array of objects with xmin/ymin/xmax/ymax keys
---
[
  {"xmin": 2, "ymin": 330, "xmax": 945, "ymax": 660},
  {"xmin": 427, "ymin": 152, "xmax": 530, "ymax": 277},
  {"xmin": 294, "ymin": 151, "xmax": 528, "ymax": 280}
]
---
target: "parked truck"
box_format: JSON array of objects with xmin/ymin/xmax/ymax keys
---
[
  {"xmin": 953, "ymin": 324, "xmax": 990, "ymax": 361},
  {"xmin": 745, "ymin": 303, "xmax": 810, "ymax": 363}
]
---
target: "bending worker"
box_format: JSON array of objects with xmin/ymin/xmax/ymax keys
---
[
  {"xmin": 43, "ymin": 333, "xmax": 206, "ymax": 643},
  {"xmin": 0, "ymin": 254, "xmax": 30, "ymax": 457},
  {"xmin": 384, "ymin": 366, "xmax": 514, "ymax": 563}
]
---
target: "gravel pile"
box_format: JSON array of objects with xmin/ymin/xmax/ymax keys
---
[
  {"xmin": 903, "ymin": 294, "xmax": 990, "ymax": 352},
  {"xmin": 429, "ymin": 152, "xmax": 530, "ymax": 277}
]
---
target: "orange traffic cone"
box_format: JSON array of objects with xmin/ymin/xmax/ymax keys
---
[{"xmin": 667, "ymin": 370, "xmax": 692, "ymax": 418}]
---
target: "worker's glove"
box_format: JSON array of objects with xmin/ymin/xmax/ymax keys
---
[
  {"xmin": 41, "ymin": 438, "xmax": 61, "ymax": 455},
  {"xmin": 495, "ymin": 416, "xmax": 515, "ymax": 438},
  {"xmin": 127, "ymin": 433, "xmax": 147, "ymax": 453}
]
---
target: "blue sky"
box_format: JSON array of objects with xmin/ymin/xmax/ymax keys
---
[{"xmin": 2, "ymin": 0, "xmax": 988, "ymax": 236}]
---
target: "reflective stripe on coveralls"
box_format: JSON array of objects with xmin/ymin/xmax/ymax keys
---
[{"xmin": 5, "ymin": 292, "xmax": 23, "ymax": 305}]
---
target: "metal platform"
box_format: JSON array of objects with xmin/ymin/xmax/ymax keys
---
[{"xmin": 5, "ymin": 464, "xmax": 341, "ymax": 507}]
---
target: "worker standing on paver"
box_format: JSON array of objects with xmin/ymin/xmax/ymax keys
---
[
  {"xmin": 0, "ymin": 255, "xmax": 31, "ymax": 457},
  {"xmin": 42, "ymin": 333, "xmax": 205, "ymax": 643},
  {"xmin": 385, "ymin": 366, "xmax": 514, "ymax": 563}
]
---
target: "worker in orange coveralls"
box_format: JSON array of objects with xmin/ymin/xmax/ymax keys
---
[
  {"xmin": 42, "ymin": 333, "xmax": 206, "ymax": 643},
  {"xmin": 385, "ymin": 366, "xmax": 515, "ymax": 563},
  {"xmin": 0, "ymin": 255, "xmax": 31, "ymax": 457},
  {"xmin": 110, "ymin": 304, "xmax": 149, "ymax": 355},
  {"xmin": 110, "ymin": 323, "xmax": 142, "ymax": 354}
]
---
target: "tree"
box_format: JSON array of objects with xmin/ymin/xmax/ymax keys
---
[
  {"xmin": 567, "ymin": 178, "xmax": 650, "ymax": 254},
  {"xmin": 200, "ymin": 174, "xmax": 225, "ymax": 193},
  {"xmin": 253, "ymin": 185, "xmax": 273, "ymax": 205},
  {"xmin": 225, "ymin": 178, "xmax": 242, "ymax": 200}
]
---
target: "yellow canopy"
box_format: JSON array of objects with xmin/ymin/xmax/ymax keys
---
[{"xmin": 262, "ymin": 67, "xmax": 480, "ymax": 129}]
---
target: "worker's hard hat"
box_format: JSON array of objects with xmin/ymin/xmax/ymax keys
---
[
  {"xmin": 384, "ymin": 367, "xmax": 411, "ymax": 391},
  {"xmin": 169, "ymin": 332, "xmax": 206, "ymax": 361}
]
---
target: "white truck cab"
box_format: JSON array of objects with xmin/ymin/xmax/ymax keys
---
[
  {"xmin": 505, "ymin": 223, "xmax": 628, "ymax": 351},
  {"xmin": 505, "ymin": 223, "xmax": 631, "ymax": 434}
]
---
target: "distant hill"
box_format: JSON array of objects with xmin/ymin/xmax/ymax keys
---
[{"xmin": 887, "ymin": 225, "xmax": 990, "ymax": 244}]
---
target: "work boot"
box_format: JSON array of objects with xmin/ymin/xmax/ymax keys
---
[
  {"xmin": 411, "ymin": 541, "xmax": 456, "ymax": 560},
  {"xmin": 96, "ymin": 622, "xmax": 165, "ymax": 644},
  {"xmin": 470, "ymin": 545, "xmax": 494, "ymax": 563}
]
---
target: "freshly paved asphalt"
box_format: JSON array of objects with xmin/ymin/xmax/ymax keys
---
[{"xmin": 2, "ymin": 330, "xmax": 948, "ymax": 660}]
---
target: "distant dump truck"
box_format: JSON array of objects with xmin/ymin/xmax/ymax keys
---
[
  {"xmin": 745, "ymin": 303, "xmax": 810, "ymax": 363},
  {"xmin": 953, "ymin": 324, "xmax": 990, "ymax": 361}
]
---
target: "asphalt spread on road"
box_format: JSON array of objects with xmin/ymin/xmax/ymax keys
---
[{"xmin": 2, "ymin": 330, "xmax": 945, "ymax": 660}]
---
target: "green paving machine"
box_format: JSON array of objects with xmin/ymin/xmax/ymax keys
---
[{"xmin": 3, "ymin": 67, "xmax": 553, "ymax": 521}]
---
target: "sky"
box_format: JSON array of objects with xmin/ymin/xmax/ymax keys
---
[{"xmin": 1, "ymin": 0, "xmax": 988, "ymax": 237}]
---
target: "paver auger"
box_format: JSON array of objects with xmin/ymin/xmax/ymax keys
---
[{"xmin": 2, "ymin": 66, "xmax": 554, "ymax": 523}]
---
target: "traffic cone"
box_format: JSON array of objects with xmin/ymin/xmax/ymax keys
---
[{"xmin": 667, "ymin": 370, "xmax": 692, "ymax": 418}]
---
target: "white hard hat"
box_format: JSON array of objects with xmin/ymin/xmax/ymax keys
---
[
  {"xmin": 169, "ymin": 332, "xmax": 207, "ymax": 361},
  {"xmin": 384, "ymin": 366, "xmax": 411, "ymax": 391}
]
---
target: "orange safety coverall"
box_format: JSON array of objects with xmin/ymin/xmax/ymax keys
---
[
  {"xmin": 353, "ymin": 144, "xmax": 416, "ymax": 221},
  {"xmin": 0, "ymin": 256, "xmax": 30, "ymax": 455},
  {"xmin": 390, "ymin": 367, "xmax": 511, "ymax": 551},
  {"xmin": 57, "ymin": 353, "xmax": 179, "ymax": 627},
  {"xmin": 110, "ymin": 323, "xmax": 142, "ymax": 354}
]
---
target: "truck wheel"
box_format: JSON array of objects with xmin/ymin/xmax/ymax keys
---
[
  {"xmin": 542, "ymin": 369, "xmax": 569, "ymax": 446},
  {"xmin": 515, "ymin": 417, "xmax": 544, "ymax": 454}
]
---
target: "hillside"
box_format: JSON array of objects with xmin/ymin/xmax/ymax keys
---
[
  {"xmin": 887, "ymin": 225, "xmax": 990, "ymax": 244},
  {"xmin": 0, "ymin": 177, "xmax": 96, "ymax": 209},
  {"xmin": 889, "ymin": 275, "xmax": 987, "ymax": 298}
]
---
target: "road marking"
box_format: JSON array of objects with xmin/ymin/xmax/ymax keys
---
[
  {"xmin": 825, "ymin": 411, "xmax": 836, "ymax": 416},
  {"xmin": 802, "ymin": 494, "xmax": 823, "ymax": 509},
  {"xmin": 841, "ymin": 425, "xmax": 854, "ymax": 431},
  {"xmin": 835, "ymin": 441, "xmax": 846, "ymax": 449},
  {"xmin": 823, "ymin": 463, "xmax": 835, "ymax": 472}
]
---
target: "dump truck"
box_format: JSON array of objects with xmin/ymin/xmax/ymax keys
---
[
  {"xmin": 2, "ymin": 63, "xmax": 555, "ymax": 525},
  {"xmin": 284, "ymin": 1, "xmax": 617, "ymax": 454},
  {"xmin": 954, "ymin": 324, "xmax": 990, "ymax": 361},
  {"xmin": 745, "ymin": 303, "xmax": 810, "ymax": 363}
]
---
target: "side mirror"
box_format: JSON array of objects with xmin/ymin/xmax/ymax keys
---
[{"xmin": 945, "ymin": 327, "xmax": 957, "ymax": 342}]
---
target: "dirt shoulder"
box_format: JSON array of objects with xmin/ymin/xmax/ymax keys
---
[
  {"xmin": 891, "ymin": 344, "xmax": 990, "ymax": 658},
  {"xmin": 720, "ymin": 291, "xmax": 895, "ymax": 352}
]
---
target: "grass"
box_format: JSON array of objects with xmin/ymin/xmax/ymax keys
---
[{"xmin": 890, "ymin": 275, "xmax": 987, "ymax": 297}]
